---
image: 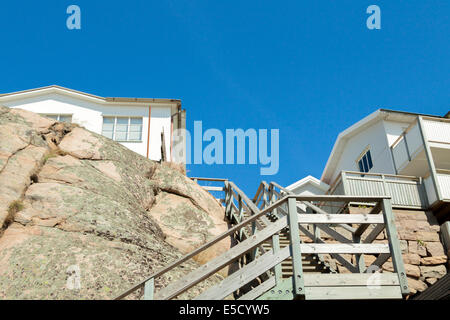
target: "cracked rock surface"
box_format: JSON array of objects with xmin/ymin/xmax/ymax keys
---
[{"xmin": 0, "ymin": 106, "xmax": 230, "ymax": 299}]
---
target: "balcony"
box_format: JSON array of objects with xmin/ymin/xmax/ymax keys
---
[
  {"xmin": 327, "ymin": 171, "xmax": 428, "ymax": 212},
  {"xmin": 390, "ymin": 116, "xmax": 450, "ymax": 207}
]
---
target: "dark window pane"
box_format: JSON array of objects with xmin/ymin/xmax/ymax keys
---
[
  {"xmin": 367, "ymin": 150, "xmax": 373, "ymax": 169},
  {"xmin": 363, "ymin": 155, "xmax": 369, "ymax": 172},
  {"xmin": 358, "ymin": 159, "xmax": 364, "ymax": 172}
]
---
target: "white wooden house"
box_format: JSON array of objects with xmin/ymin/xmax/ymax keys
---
[
  {"xmin": 0, "ymin": 85, "xmax": 186, "ymax": 162},
  {"xmin": 288, "ymin": 109, "xmax": 450, "ymax": 221}
]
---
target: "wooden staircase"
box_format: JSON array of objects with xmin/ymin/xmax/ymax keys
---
[{"xmin": 115, "ymin": 179, "xmax": 410, "ymax": 300}]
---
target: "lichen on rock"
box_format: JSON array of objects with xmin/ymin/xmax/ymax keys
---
[{"xmin": 0, "ymin": 106, "xmax": 230, "ymax": 299}]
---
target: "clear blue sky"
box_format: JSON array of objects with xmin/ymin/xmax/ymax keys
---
[{"xmin": 1, "ymin": 1, "xmax": 449, "ymax": 197}]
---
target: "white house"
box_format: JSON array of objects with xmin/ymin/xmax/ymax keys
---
[
  {"xmin": 287, "ymin": 109, "xmax": 450, "ymax": 221},
  {"xmin": 286, "ymin": 175, "xmax": 329, "ymax": 196},
  {"xmin": 0, "ymin": 85, "xmax": 186, "ymax": 162}
]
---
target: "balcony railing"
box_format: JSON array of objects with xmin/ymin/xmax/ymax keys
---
[
  {"xmin": 391, "ymin": 117, "xmax": 450, "ymax": 175},
  {"xmin": 328, "ymin": 171, "xmax": 428, "ymax": 210},
  {"xmin": 391, "ymin": 120, "xmax": 424, "ymax": 173},
  {"xmin": 436, "ymin": 170, "xmax": 450, "ymax": 201}
]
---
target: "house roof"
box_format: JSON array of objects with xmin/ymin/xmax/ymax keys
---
[
  {"xmin": 0, "ymin": 85, "xmax": 181, "ymax": 106},
  {"xmin": 320, "ymin": 108, "xmax": 445, "ymax": 184},
  {"xmin": 286, "ymin": 175, "xmax": 330, "ymax": 193}
]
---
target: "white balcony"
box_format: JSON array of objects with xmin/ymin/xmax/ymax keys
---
[
  {"xmin": 327, "ymin": 171, "xmax": 428, "ymax": 212},
  {"xmin": 391, "ymin": 116, "xmax": 450, "ymax": 207}
]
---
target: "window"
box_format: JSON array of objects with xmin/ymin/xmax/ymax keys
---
[
  {"xmin": 42, "ymin": 114, "xmax": 72, "ymax": 123},
  {"xmin": 357, "ymin": 149, "xmax": 373, "ymax": 173},
  {"xmin": 102, "ymin": 117, "xmax": 143, "ymax": 142}
]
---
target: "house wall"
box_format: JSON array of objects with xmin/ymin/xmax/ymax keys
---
[
  {"xmin": 287, "ymin": 182, "xmax": 327, "ymax": 212},
  {"xmin": 329, "ymin": 120, "xmax": 396, "ymax": 184},
  {"xmin": 2, "ymin": 93, "xmax": 173, "ymax": 161}
]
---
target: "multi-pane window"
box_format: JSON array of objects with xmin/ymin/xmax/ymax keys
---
[
  {"xmin": 42, "ymin": 114, "xmax": 72, "ymax": 123},
  {"xmin": 357, "ymin": 149, "xmax": 373, "ymax": 173},
  {"xmin": 102, "ymin": 117, "xmax": 143, "ymax": 142}
]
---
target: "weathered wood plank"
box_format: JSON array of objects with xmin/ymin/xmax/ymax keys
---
[
  {"xmin": 202, "ymin": 186, "xmax": 225, "ymax": 192},
  {"xmin": 115, "ymin": 197, "xmax": 288, "ymax": 300},
  {"xmin": 195, "ymin": 246, "xmax": 290, "ymax": 300},
  {"xmin": 288, "ymin": 197, "xmax": 305, "ymax": 297},
  {"xmin": 304, "ymin": 285, "xmax": 402, "ymax": 300},
  {"xmin": 354, "ymin": 202, "xmax": 382, "ymax": 237},
  {"xmin": 313, "ymin": 224, "xmax": 352, "ymax": 244},
  {"xmin": 238, "ymin": 277, "xmax": 276, "ymax": 300},
  {"xmin": 300, "ymin": 201, "xmax": 357, "ymax": 233},
  {"xmin": 291, "ymin": 195, "xmax": 391, "ymax": 202},
  {"xmin": 380, "ymin": 198, "xmax": 409, "ymax": 296},
  {"xmin": 271, "ymin": 234, "xmax": 282, "ymax": 283},
  {"xmin": 298, "ymin": 224, "xmax": 356, "ymax": 273},
  {"xmin": 190, "ymin": 177, "xmax": 228, "ymax": 182},
  {"xmin": 303, "ymin": 273, "xmax": 399, "ymax": 287},
  {"xmin": 155, "ymin": 216, "xmax": 288, "ymax": 300},
  {"xmin": 257, "ymin": 277, "xmax": 294, "ymax": 300},
  {"xmin": 365, "ymin": 253, "xmax": 391, "ymax": 272},
  {"xmin": 143, "ymin": 278, "xmax": 154, "ymax": 300},
  {"xmin": 297, "ymin": 214, "xmax": 384, "ymax": 224},
  {"xmin": 299, "ymin": 243, "xmax": 390, "ymax": 254},
  {"xmin": 363, "ymin": 224, "xmax": 386, "ymax": 244}
]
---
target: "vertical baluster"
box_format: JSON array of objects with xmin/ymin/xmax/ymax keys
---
[
  {"xmin": 143, "ymin": 278, "xmax": 154, "ymax": 300},
  {"xmin": 271, "ymin": 233, "xmax": 282, "ymax": 284},
  {"xmin": 381, "ymin": 198, "xmax": 409, "ymax": 296},
  {"xmin": 287, "ymin": 197, "xmax": 305, "ymax": 298},
  {"xmin": 238, "ymin": 195, "xmax": 244, "ymax": 240}
]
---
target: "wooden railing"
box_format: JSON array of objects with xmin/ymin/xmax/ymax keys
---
[
  {"xmin": 114, "ymin": 190, "xmax": 409, "ymax": 300},
  {"xmin": 328, "ymin": 171, "xmax": 428, "ymax": 210},
  {"xmin": 190, "ymin": 177, "xmax": 228, "ymax": 203}
]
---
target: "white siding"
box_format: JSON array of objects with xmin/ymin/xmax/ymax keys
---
[
  {"xmin": 437, "ymin": 173, "xmax": 450, "ymax": 200},
  {"xmin": 3, "ymin": 92, "xmax": 173, "ymax": 160},
  {"xmin": 423, "ymin": 119, "xmax": 450, "ymax": 144},
  {"xmin": 288, "ymin": 183, "xmax": 327, "ymax": 212},
  {"xmin": 329, "ymin": 121, "xmax": 395, "ymax": 184},
  {"xmin": 148, "ymin": 106, "xmax": 172, "ymax": 161},
  {"xmin": 424, "ymin": 175, "xmax": 438, "ymax": 205},
  {"xmin": 384, "ymin": 120, "xmax": 409, "ymax": 146}
]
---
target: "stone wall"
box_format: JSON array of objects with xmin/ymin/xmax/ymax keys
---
[{"xmin": 349, "ymin": 207, "xmax": 448, "ymax": 297}]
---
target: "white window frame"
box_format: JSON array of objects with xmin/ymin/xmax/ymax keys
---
[
  {"xmin": 40, "ymin": 114, "xmax": 72, "ymax": 122},
  {"xmin": 356, "ymin": 146, "xmax": 373, "ymax": 173},
  {"xmin": 102, "ymin": 116, "xmax": 143, "ymax": 142}
]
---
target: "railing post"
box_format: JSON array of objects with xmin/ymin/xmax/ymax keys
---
[
  {"xmin": 224, "ymin": 181, "xmax": 230, "ymax": 219},
  {"xmin": 341, "ymin": 171, "xmax": 349, "ymax": 194},
  {"xmin": 380, "ymin": 198, "xmax": 409, "ymax": 296},
  {"xmin": 381, "ymin": 174, "xmax": 390, "ymax": 201},
  {"xmin": 417, "ymin": 116, "xmax": 443, "ymax": 203},
  {"xmin": 238, "ymin": 195, "xmax": 244, "ymax": 240},
  {"xmin": 287, "ymin": 197, "xmax": 305, "ymax": 298},
  {"xmin": 143, "ymin": 278, "xmax": 154, "ymax": 300},
  {"xmin": 313, "ymin": 224, "xmax": 324, "ymax": 263},
  {"xmin": 352, "ymin": 232, "xmax": 366, "ymax": 273},
  {"xmin": 263, "ymin": 184, "xmax": 269, "ymax": 209},
  {"xmin": 269, "ymin": 184, "xmax": 279, "ymax": 219},
  {"xmin": 271, "ymin": 234, "xmax": 282, "ymax": 285}
]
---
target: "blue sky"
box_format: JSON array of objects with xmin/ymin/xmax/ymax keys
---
[{"xmin": 1, "ymin": 1, "xmax": 449, "ymax": 197}]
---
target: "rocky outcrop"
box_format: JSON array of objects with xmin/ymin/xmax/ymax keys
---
[{"xmin": 0, "ymin": 106, "xmax": 230, "ymax": 299}]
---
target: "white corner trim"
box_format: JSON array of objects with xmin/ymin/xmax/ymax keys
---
[{"xmin": 286, "ymin": 175, "xmax": 330, "ymax": 192}]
